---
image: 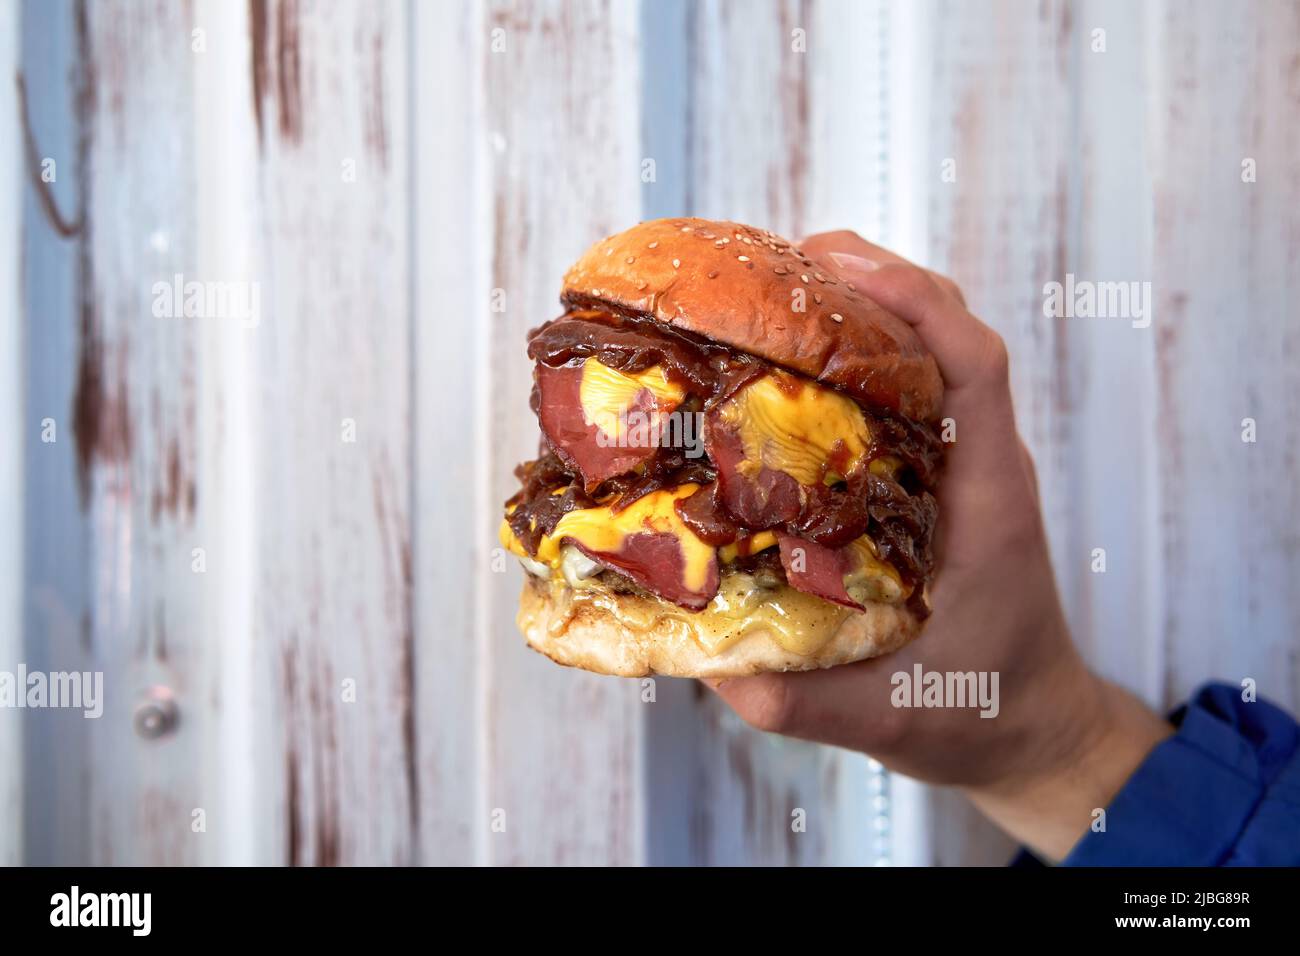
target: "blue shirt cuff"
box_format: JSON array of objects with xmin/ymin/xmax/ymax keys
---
[{"xmin": 1017, "ymin": 683, "xmax": 1300, "ymax": 867}]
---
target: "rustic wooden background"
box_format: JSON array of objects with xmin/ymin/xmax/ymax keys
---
[{"xmin": 2, "ymin": 0, "xmax": 1296, "ymax": 866}]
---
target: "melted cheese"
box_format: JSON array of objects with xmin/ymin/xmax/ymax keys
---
[
  {"xmin": 717, "ymin": 371, "xmax": 871, "ymax": 486},
  {"xmin": 578, "ymin": 358, "xmax": 685, "ymax": 439},
  {"xmin": 717, "ymin": 530, "xmax": 779, "ymax": 564},
  {"xmin": 499, "ymin": 484, "xmax": 715, "ymax": 593},
  {"xmin": 843, "ymin": 537, "xmax": 910, "ymax": 604},
  {"xmin": 869, "ymin": 456, "xmax": 902, "ymax": 478}
]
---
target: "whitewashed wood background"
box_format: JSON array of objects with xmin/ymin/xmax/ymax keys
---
[{"xmin": 1, "ymin": 0, "xmax": 1296, "ymax": 866}]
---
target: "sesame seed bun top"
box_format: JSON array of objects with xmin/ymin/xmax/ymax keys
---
[{"xmin": 560, "ymin": 217, "xmax": 944, "ymax": 422}]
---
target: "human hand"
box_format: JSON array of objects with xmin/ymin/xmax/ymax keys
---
[{"xmin": 706, "ymin": 231, "xmax": 1171, "ymax": 861}]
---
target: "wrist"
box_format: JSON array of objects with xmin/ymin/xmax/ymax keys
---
[{"xmin": 964, "ymin": 665, "xmax": 1173, "ymax": 861}]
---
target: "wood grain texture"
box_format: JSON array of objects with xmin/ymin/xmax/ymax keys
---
[
  {"xmin": 19, "ymin": 0, "xmax": 419, "ymax": 865},
  {"xmin": 411, "ymin": 0, "xmax": 481, "ymax": 867},
  {"xmin": 0, "ymin": 0, "xmax": 22, "ymax": 868},
  {"xmin": 17, "ymin": 0, "xmax": 94, "ymax": 866},
  {"xmin": 72, "ymin": 0, "xmax": 205, "ymax": 865},
  {"xmin": 1148, "ymin": 0, "xmax": 1300, "ymax": 710},
  {"xmin": 479, "ymin": 0, "xmax": 647, "ymax": 865},
  {"xmin": 245, "ymin": 0, "xmax": 415, "ymax": 865}
]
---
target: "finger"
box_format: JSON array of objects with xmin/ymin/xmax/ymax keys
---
[
  {"xmin": 801, "ymin": 232, "xmax": 966, "ymax": 307},
  {"xmin": 800, "ymin": 231, "xmax": 1023, "ymax": 486},
  {"xmin": 707, "ymin": 659, "xmax": 906, "ymax": 753},
  {"xmin": 799, "ymin": 232, "xmax": 999, "ymax": 392}
]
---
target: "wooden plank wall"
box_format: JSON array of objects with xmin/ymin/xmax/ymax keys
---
[
  {"xmin": 9, "ymin": 0, "xmax": 1299, "ymax": 867},
  {"xmin": 1148, "ymin": 0, "xmax": 1300, "ymax": 713},
  {"xmin": 18, "ymin": 0, "xmax": 96, "ymax": 866},
  {"xmin": 473, "ymin": 0, "xmax": 647, "ymax": 866},
  {"xmin": 0, "ymin": 0, "xmax": 21, "ymax": 868}
]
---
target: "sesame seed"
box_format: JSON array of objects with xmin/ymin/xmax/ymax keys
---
[
  {"xmin": 831, "ymin": 313, "xmax": 843, "ymax": 323},
  {"xmin": 681, "ymin": 226, "xmax": 692, "ymax": 232},
  {"xmin": 800, "ymin": 274, "xmax": 810, "ymax": 283},
  {"xmin": 699, "ymin": 230, "xmax": 715, "ymax": 239},
  {"xmin": 813, "ymin": 272, "xmax": 825, "ymax": 282},
  {"xmin": 672, "ymin": 258, "xmax": 681, "ymax": 268},
  {"xmin": 636, "ymin": 280, "xmax": 648, "ymax": 291},
  {"xmin": 737, "ymin": 255, "xmax": 750, "ymax": 262},
  {"xmin": 708, "ymin": 270, "xmax": 719, "ymax": 279},
  {"xmin": 721, "ymin": 237, "xmax": 730, "ymax": 243},
  {"xmin": 813, "ymin": 292, "xmax": 822, "ymax": 304},
  {"xmin": 605, "ymin": 248, "xmax": 613, "ymax": 256},
  {"xmin": 648, "ymin": 241, "xmax": 659, "ymax": 249},
  {"xmin": 846, "ymin": 282, "xmax": 856, "ymax": 292},
  {"xmin": 714, "ymin": 240, "xmax": 724, "ymax": 248}
]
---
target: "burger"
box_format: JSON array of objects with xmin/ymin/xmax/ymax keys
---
[{"xmin": 500, "ymin": 218, "xmax": 944, "ymax": 677}]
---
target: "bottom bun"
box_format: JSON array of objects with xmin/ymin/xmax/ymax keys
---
[{"xmin": 516, "ymin": 574, "xmax": 922, "ymax": 678}]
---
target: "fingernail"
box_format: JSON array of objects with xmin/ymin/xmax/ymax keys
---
[{"xmin": 829, "ymin": 252, "xmax": 879, "ymax": 272}]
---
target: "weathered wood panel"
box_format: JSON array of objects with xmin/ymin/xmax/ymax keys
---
[
  {"xmin": 1149, "ymin": 0, "xmax": 1300, "ymax": 710},
  {"xmin": 19, "ymin": 0, "xmax": 419, "ymax": 865},
  {"xmin": 72, "ymin": 0, "xmax": 205, "ymax": 865},
  {"xmin": 920, "ymin": 0, "xmax": 1078, "ymax": 867},
  {"xmin": 411, "ymin": 0, "xmax": 482, "ymax": 867},
  {"xmin": 1068, "ymin": 0, "xmax": 1162, "ymax": 701},
  {"xmin": 479, "ymin": 0, "xmax": 647, "ymax": 865},
  {"xmin": 0, "ymin": 0, "xmax": 22, "ymax": 868},
  {"xmin": 17, "ymin": 0, "xmax": 94, "ymax": 866},
  {"xmin": 244, "ymin": 0, "xmax": 416, "ymax": 865}
]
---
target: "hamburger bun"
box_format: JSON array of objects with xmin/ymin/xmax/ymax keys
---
[
  {"xmin": 561, "ymin": 217, "xmax": 943, "ymax": 422},
  {"xmin": 517, "ymin": 575, "xmax": 922, "ymax": 679}
]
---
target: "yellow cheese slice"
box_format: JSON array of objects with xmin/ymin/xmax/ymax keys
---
[
  {"xmin": 500, "ymin": 485, "xmax": 714, "ymax": 594},
  {"xmin": 716, "ymin": 371, "xmax": 872, "ymax": 486},
  {"xmin": 578, "ymin": 358, "xmax": 685, "ymax": 440}
]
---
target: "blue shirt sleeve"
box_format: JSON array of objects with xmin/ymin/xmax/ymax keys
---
[{"xmin": 1014, "ymin": 683, "xmax": 1300, "ymax": 866}]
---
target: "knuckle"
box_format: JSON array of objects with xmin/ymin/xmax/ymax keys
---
[
  {"xmin": 807, "ymin": 228, "xmax": 864, "ymax": 248},
  {"xmin": 981, "ymin": 330, "xmax": 1011, "ymax": 381},
  {"xmin": 881, "ymin": 262, "xmax": 937, "ymax": 299}
]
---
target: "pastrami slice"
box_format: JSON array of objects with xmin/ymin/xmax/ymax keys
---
[
  {"xmin": 565, "ymin": 532, "xmax": 719, "ymax": 611},
  {"xmin": 776, "ymin": 533, "xmax": 864, "ymax": 611},
  {"xmin": 704, "ymin": 411, "xmax": 806, "ymax": 527},
  {"xmin": 535, "ymin": 361, "xmax": 670, "ymax": 487}
]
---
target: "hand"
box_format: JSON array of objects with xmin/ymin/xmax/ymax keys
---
[{"xmin": 706, "ymin": 231, "xmax": 1172, "ymax": 861}]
